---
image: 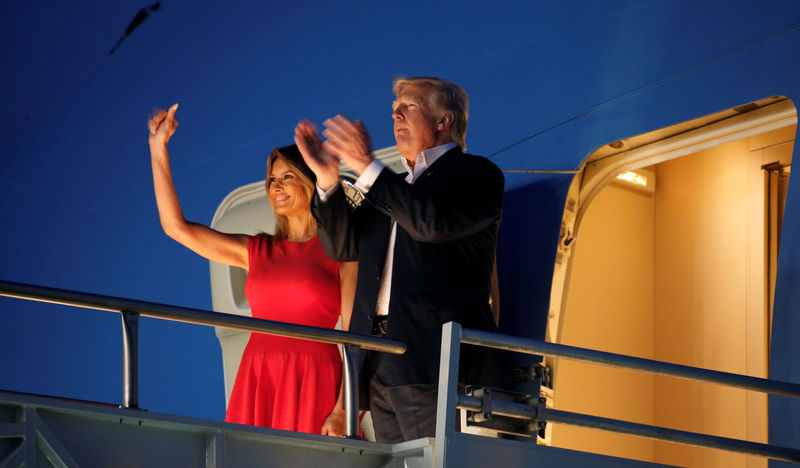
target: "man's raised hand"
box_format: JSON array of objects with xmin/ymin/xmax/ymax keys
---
[
  {"xmin": 322, "ymin": 115, "xmax": 373, "ymax": 176},
  {"xmin": 294, "ymin": 120, "xmax": 340, "ymax": 191}
]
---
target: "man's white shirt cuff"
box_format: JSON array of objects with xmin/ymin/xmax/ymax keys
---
[
  {"xmin": 354, "ymin": 160, "xmax": 386, "ymax": 194},
  {"xmin": 316, "ymin": 159, "xmax": 385, "ymax": 202},
  {"xmin": 316, "ymin": 183, "xmax": 339, "ymax": 202}
]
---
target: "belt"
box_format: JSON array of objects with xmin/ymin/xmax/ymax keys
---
[{"xmin": 372, "ymin": 315, "xmax": 389, "ymax": 337}]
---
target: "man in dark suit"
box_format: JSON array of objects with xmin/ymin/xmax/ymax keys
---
[{"xmin": 295, "ymin": 76, "xmax": 506, "ymax": 442}]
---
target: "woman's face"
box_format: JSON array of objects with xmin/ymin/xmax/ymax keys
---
[{"xmin": 267, "ymin": 156, "xmax": 310, "ymax": 217}]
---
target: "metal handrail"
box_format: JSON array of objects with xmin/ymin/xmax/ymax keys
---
[
  {"xmin": 0, "ymin": 279, "xmax": 406, "ymax": 438},
  {"xmin": 459, "ymin": 328, "xmax": 800, "ymax": 398},
  {"xmin": 0, "ymin": 280, "xmax": 405, "ymax": 353},
  {"xmin": 456, "ymin": 393, "xmax": 800, "ymax": 462},
  {"xmin": 436, "ymin": 323, "xmax": 800, "ymax": 464},
  {"xmin": 544, "ymin": 408, "xmax": 800, "ymax": 463}
]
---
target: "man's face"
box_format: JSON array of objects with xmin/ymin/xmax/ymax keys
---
[{"xmin": 392, "ymin": 85, "xmax": 441, "ymax": 160}]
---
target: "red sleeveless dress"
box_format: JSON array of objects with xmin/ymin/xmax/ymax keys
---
[{"xmin": 225, "ymin": 235, "xmax": 342, "ymax": 433}]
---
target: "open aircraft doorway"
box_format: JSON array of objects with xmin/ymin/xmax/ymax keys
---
[{"xmin": 546, "ymin": 98, "xmax": 796, "ymax": 467}]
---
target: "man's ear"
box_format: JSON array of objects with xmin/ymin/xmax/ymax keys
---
[{"xmin": 437, "ymin": 112, "xmax": 454, "ymax": 131}]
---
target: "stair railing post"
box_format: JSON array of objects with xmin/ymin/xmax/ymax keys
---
[
  {"xmin": 121, "ymin": 310, "xmax": 140, "ymax": 409},
  {"xmin": 435, "ymin": 322, "xmax": 462, "ymax": 468},
  {"xmin": 343, "ymin": 344, "xmax": 360, "ymax": 438}
]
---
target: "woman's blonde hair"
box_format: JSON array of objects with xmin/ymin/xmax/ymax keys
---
[{"xmin": 266, "ymin": 146, "xmax": 317, "ymax": 244}]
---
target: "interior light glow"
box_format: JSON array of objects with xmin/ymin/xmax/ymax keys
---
[
  {"xmin": 617, "ymin": 171, "xmax": 648, "ymax": 186},
  {"xmin": 613, "ymin": 168, "xmax": 655, "ymax": 194}
]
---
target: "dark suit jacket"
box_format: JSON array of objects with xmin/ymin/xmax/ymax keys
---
[{"xmin": 312, "ymin": 147, "xmax": 507, "ymax": 394}]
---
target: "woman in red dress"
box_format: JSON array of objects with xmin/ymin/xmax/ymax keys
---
[{"xmin": 148, "ymin": 104, "xmax": 357, "ymax": 436}]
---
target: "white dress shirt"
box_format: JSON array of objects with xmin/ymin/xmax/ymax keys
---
[{"xmin": 317, "ymin": 142, "xmax": 457, "ymax": 316}]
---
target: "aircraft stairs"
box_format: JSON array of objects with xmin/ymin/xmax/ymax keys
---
[{"xmin": 1, "ymin": 280, "xmax": 799, "ymax": 467}]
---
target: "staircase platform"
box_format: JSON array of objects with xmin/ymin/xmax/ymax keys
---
[{"xmin": 0, "ymin": 390, "xmax": 674, "ymax": 467}]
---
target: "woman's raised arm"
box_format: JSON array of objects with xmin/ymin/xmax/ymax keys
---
[{"xmin": 148, "ymin": 104, "xmax": 250, "ymax": 270}]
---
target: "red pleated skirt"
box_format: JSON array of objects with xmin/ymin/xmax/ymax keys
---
[{"xmin": 225, "ymin": 347, "xmax": 342, "ymax": 433}]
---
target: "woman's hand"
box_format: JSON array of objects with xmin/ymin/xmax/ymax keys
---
[
  {"xmin": 148, "ymin": 103, "xmax": 179, "ymax": 149},
  {"xmin": 320, "ymin": 407, "xmax": 346, "ymax": 437}
]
